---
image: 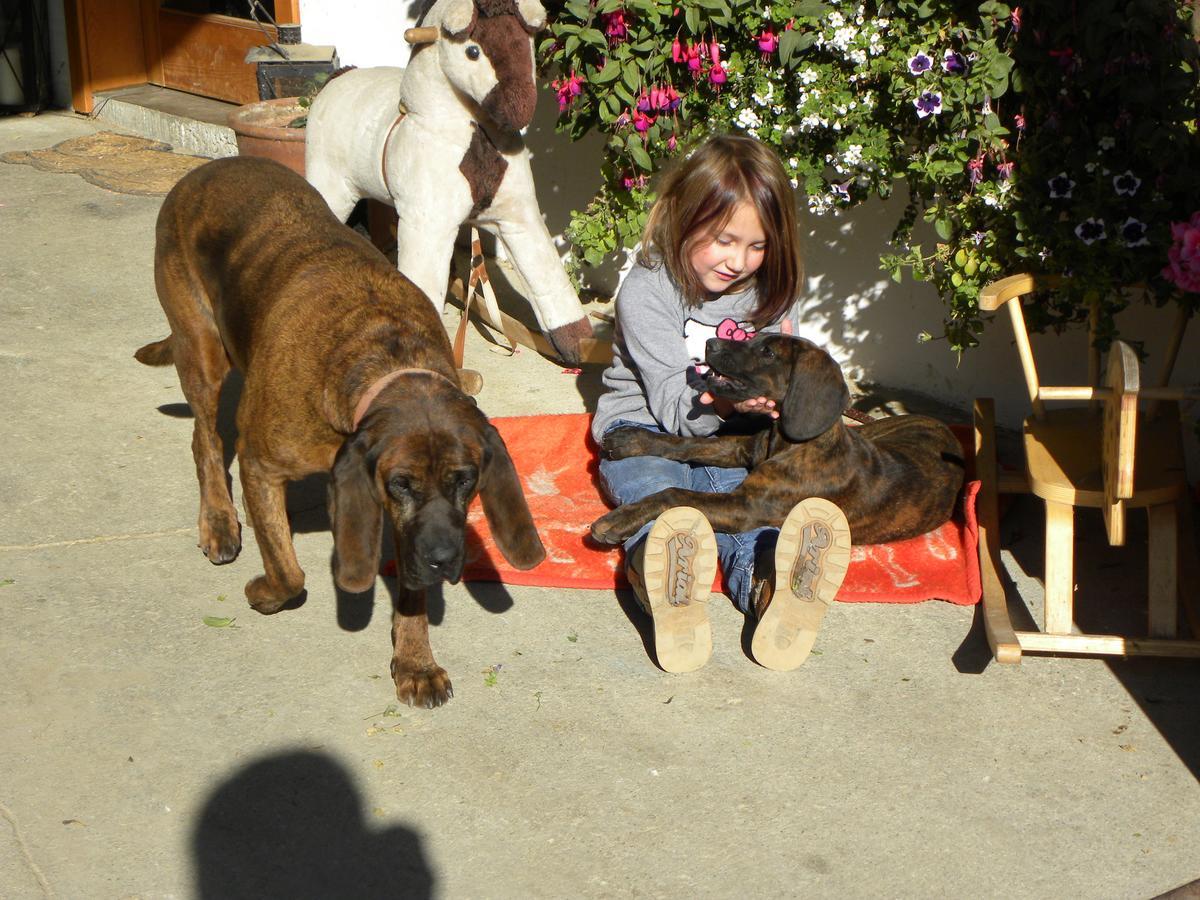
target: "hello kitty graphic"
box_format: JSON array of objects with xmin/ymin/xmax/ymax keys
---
[{"xmin": 684, "ymin": 317, "xmax": 756, "ymax": 376}]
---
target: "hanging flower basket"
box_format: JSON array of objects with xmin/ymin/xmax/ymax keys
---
[{"xmin": 227, "ymin": 97, "xmax": 307, "ymax": 177}]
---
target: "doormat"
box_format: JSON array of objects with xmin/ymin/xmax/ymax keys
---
[
  {"xmin": 0, "ymin": 131, "xmax": 208, "ymax": 196},
  {"xmin": 411, "ymin": 413, "xmax": 983, "ymax": 606}
]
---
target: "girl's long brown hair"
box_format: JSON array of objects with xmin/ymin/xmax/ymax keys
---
[{"xmin": 638, "ymin": 133, "xmax": 803, "ymax": 329}]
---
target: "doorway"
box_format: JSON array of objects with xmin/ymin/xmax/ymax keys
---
[{"xmin": 65, "ymin": 0, "xmax": 298, "ymax": 112}]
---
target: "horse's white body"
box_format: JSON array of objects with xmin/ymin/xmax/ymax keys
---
[{"xmin": 304, "ymin": 1, "xmax": 591, "ymax": 361}]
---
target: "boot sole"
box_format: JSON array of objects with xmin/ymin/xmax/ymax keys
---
[
  {"xmin": 751, "ymin": 498, "xmax": 851, "ymax": 671},
  {"xmin": 641, "ymin": 506, "xmax": 717, "ymax": 673}
]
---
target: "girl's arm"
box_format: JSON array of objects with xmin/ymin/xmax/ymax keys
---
[{"xmin": 616, "ymin": 270, "xmax": 724, "ymax": 437}]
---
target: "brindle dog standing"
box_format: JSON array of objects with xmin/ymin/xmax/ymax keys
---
[
  {"xmin": 137, "ymin": 156, "xmax": 544, "ymax": 708},
  {"xmin": 591, "ymin": 335, "xmax": 965, "ymax": 546}
]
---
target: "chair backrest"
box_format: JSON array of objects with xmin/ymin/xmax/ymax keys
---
[
  {"xmin": 1101, "ymin": 340, "xmax": 1139, "ymax": 545},
  {"xmin": 979, "ymin": 273, "xmax": 1199, "ymax": 547},
  {"xmin": 979, "ymin": 273, "xmax": 1193, "ymax": 422}
]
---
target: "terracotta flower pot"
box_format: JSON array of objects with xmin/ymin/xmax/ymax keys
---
[{"xmin": 227, "ymin": 97, "xmax": 307, "ymax": 177}]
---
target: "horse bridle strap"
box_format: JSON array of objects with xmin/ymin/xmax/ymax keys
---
[
  {"xmin": 352, "ymin": 367, "xmax": 460, "ymax": 429},
  {"xmin": 379, "ymin": 105, "xmax": 408, "ymax": 195}
]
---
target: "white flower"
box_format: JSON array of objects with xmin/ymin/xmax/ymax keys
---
[
  {"xmin": 828, "ymin": 11, "xmax": 845, "ymax": 27},
  {"xmin": 736, "ymin": 108, "xmax": 762, "ymax": 130},
  {"xmin": 799, "ymin": 67, "xmax": 819, "ymax": 85},
  {"xmin": 843, "ymin": 144, "xmax": 864, "ymax": 165},
  {"xmin": 1099, "ymin": 136, "xmax": 1116, "ymax": 151}
]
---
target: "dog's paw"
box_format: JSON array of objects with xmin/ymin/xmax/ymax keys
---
[
  {"xmin": 602, "ymin": 426, "xmax": 654, "ymax": 460},
  {"xmin": 199, "ymin": 513, "xmax": 241, "ymax": 565},
  {"xmin": 590, "ymin": 510, "xmax": 636, "ymax": 545},
  {"xmin": 391, "ymin": 660, "xmax": 454, "ymax": 709},
  {"xmin": 245, "ymin": 573, "xmax": 303, "ymax": 614}
]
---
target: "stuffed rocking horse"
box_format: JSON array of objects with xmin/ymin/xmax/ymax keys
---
[{"xmin": 304, "ymin": 0, "xmax": 595, "ymax": 365}]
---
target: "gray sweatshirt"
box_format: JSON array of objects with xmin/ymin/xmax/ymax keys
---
[{"xmin": 592, "ymin": 261, "xmax": 801, "ymax": 442}]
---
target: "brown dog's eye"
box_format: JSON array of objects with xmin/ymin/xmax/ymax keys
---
[
  {"xmin": 466, "ymin": 44, "xmax": 481, "ymax": 60},
  {"xmin": 759, "ymin": 344, "xmax": 776, "ymax": 359},
  {"xmin": 450, "ymin": 468, "xmax": 478, "ymax": 492},
  {"xmin": 388, "ymin": 475, "xmax": 416, "ymax": 500}
]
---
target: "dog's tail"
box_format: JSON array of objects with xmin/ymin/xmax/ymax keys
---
[{"xmin": 134, "ymin": 337, "xmax": 173, "ymax": 366}]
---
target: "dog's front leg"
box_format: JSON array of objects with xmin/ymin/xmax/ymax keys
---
[
  {"xmin": 603, "ymin": 426, "xmax": 764, "ymax": 468},
  {"xmin": 238, "ymin": 457, "xmax": 306, "ymax": 614},
  {"xmin": 591, "ymin": 485, "xmax": 795, "ymax": 545},
  {"xmin": 390, "ymin": 585, "xmax": 453, "ymax": 708}
]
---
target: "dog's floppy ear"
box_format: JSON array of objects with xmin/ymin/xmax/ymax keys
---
[
  {"xmin": 329, "ymin": 432, "xmax": 384, "ymax": 592},
  {"xmin": 478, "ymin": 422, "xmax": 545, "ymax": 570},
  {"xmin": 778, "ymin": 342, "xmax": 850, "ymax": 442}
]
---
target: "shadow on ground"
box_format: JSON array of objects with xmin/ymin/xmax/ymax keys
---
[
  {"xmin": 969, "ymin": 493, "xmax": 1200, "ymax": 780},
  {"xmin": 192, "ymin": 750, "xmax": 434, "ymax": 899}
]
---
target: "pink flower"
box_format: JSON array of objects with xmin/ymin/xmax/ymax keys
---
[
  {"xmin": 686, "ymin": 45, "xmax": 703, "ymax": 74},
  {"xmin": 757, "ymin": 29, "xmax": 779, "ymax": 56},
  {"xmin": 968, "ymin": 156, "xmax": 985, "ymax": 185},
  {"xmin": 553, "ymin": 71, "xmax": 585, "ymax": 111},
  {"xmin": 1162, "ymin": 211, "xmax": 1200, "ymax": 293},
  {"xmin": 997, "ymin": 161, "xmax": 1015, "ymax": 181},
  {"xmin": 633, "ymin": 109, "xmax": 654, "ymax": 133},
  {"xmin": 709, "ymin": 42, "xmax": 721, "ymax": 64},
  {"xmin": 709, "ymin": 62, "xmax": 727, "ymax": 85},
  {"xmin": 672, "ymin": 37, "xmax": 684, "ymax": 63},
  {"xmin": 668, "ymin": 134, "xmax": 677, "ymax": 151},
  {"xmin": 603, "ymin": 11, "xmax": 627, "ymax": 42},
  {"xmin": 663, "ymin": 85, "xmax": 682, "ymax": 111}
]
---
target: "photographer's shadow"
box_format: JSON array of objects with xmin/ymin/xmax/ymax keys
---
[{"xmin": 193, "ymin": 750, "xmax": 434, "ymax": 899}]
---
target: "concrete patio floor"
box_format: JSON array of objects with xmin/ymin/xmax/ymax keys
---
[{"xmin": 1, "ymin": 111, "xmax": 1198, "ymax": 899}]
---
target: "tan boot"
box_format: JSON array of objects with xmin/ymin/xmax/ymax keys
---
[
  {"xmin": 750, "ymin": 498, "xmax": 851, "ymax": 671},
  {"xmin": 625, "ymin": 506, "xmax": 717, "ymax": 673}
]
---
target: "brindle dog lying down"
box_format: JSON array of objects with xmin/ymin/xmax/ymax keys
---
[
  {"xmin": 591, "ymin": 334, "xmax": 965, "ymax": 546},
  {"xmin": 136, "ymin": 156, "xmax": 545, "ymax": 708}
]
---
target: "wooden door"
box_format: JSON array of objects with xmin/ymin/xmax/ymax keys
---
[
  {"xmin": 63, "ymin": 0, "xmax": 153, "ymax": 112},
  {"xmin": 65, "ymin": 0, "xmax": 301, "ymax": 112},
  {"xmin": 147, "ymin": 1, "xmax": 287, "ymax": 105}
]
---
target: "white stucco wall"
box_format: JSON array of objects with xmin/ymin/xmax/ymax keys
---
[{"xmin": 298, "ymin": 0, "xmax": 420, "ymax": 70}]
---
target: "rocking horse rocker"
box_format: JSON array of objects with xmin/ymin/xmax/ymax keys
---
[{"xmin": 304, "ymin": 0, "xmax": 596, "ymax": 365}]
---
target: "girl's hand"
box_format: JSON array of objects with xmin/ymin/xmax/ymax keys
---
[{"xmin": 699, "ymin": 391, "xmax": 779, "ymax": 419}]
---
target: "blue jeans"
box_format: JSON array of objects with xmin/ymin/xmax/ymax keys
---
[{"xmin": 598, "ymin": 421, "xmax": 777, "ymax": 613}]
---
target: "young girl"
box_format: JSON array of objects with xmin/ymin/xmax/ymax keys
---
[{"xmin": 592, "ymin": 133, "xmax": 850, "ymax": 674}]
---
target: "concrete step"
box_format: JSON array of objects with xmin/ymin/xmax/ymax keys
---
[{"xmin": 91, "ymin": 84, "xmax": 239, "ymax": 159}]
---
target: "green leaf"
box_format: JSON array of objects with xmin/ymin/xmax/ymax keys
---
[
  {"xmin": 580, "ymin": 28, "xmax": 607, "ymax": 48},
  {"xmin": 203, "ymin": 616, "xmax": 236, "ymax": 628},
  {"xmin": 621, "ymin": 59, "xmax": 641, "ymax": 92},
  {"xmin": 591, "ymin": 62, "xmax": 622, "ymax": 84},
  {"xmin": 685, "ymin": 6, "xmax": 700, "ymax": 33},
  {"xmin": 934, "ymin": 218, "xmax": 953, "ymax": 240},
  {"xmin": 564, "ymin": 0, "xmax": 590, "ymax": 19},
  {"xmin": 628, "ymin": 141, "xmax": 653, "ymax": 171}
]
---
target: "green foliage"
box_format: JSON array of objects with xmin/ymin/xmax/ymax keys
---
[{"xmin": 540, "ymin": 0, "xmax": 1200, "ymax": 351}]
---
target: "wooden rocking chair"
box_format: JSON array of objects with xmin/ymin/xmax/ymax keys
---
[{"xmin": 973, "ymin": 274, "xmax": 1200, "ymax": 662}]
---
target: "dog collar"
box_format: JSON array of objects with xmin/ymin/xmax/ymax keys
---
[{"xmin": 352, "ymin": 367, "xmax": 459, "ymax": 429}]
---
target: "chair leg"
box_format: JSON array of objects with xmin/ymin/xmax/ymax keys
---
[
  {"xmin": 1043, "ymin": 500, "xmax": 1075, "ymax": 634},
  {"xmin": 1147, "ymin": 501, "xmax": 1179, "ymax": 638}
]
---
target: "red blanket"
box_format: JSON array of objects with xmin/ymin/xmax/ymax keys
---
[{"xmin": 455, "ymin": 413, "xmax": 981, "ymax": 605}]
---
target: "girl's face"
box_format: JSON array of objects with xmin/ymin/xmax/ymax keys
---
[{"xmin": 688, "ymin": 201, "xmax": 767, "ymax": 296}]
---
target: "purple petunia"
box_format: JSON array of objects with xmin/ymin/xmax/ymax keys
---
[
  {"xmin": 1120, "ymin": 217, "xmax": 1149, "ymax": 247},
  {"xmin": 1113, "ymin": 170, "xmax": 1141, "ymax": 196},
  {"xmin": 1048, "ymin": 172, "xmax": 1075, "ymax": 199},
  {"xmin": 1075, "ymin": 218, "xmax": 1107, "ymax": 245},
  {"xmin": 913, "ymin": 91, "xmax": 942, "ymax": 118},
  {"xmin": 908, "ymin": 52, "xmax": 934, "ymax": 75},
  {"xmin": 942, "ymin": 50, "xmax": 968, "ymax": 74}
]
